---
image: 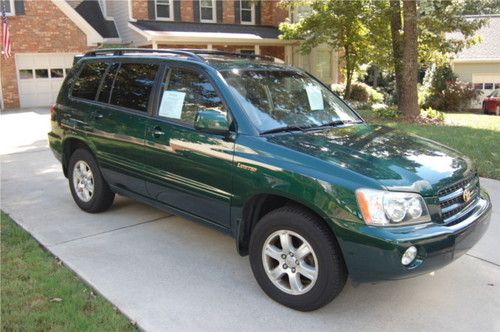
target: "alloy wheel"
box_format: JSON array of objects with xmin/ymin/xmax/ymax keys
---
[
  {"xmin": 261, "ymin": 230, "xmax": 319, "ymax": 295},
  {"xmin": 72, "ymin": 160, "xmax": 94, "ymax": 202}
]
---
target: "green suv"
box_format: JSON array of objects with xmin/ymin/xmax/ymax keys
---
[{"xmin": 48, "ymin": 49, "xmax": 491, "ymax": 311}]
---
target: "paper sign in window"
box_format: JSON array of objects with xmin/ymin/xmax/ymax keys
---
[
  {"xmin": 159, "ymin": 91, "xmax": 186, "ymax": 119},
  {"xmin": 305, "ymin": 85, "xmax": 324, "ymax": 111}
]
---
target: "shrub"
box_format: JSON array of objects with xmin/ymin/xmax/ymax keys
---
[
  {"xmin": 349, "ymin": 82, "xmax": 370, "ymax": 102},
  {"xmin": 330, "ymin": 84, "xmax": 345, "ymax": 96},
  {"xmin": 440, "ymin": 81, "xmax": 478, "ymax": 112},
  {"xmin": 331, "ymin": 82, "xmax": 384, "ymax": 103},
  {"xmin": 422, "ymin": 64, "xmax": 478, "ymax": 112},
  {"xmin": 372, "ymin": 104, "xmax": 400, "ymax": 119},
  {"xmin": 420, "ymin": 107, "xmax": 444, "ymax": 121}
]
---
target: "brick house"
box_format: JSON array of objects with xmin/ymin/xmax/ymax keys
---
[{"xmin": 1, "ymin": 0, "xmax": 340, "ymax": 109}]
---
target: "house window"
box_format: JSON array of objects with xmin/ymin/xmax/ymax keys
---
[
  {"xmin": 3, "ymin": 0, "xmax": 15, "ymax": 15},
  {"xmin": 156, "ymin": 0, "xmax": 173, "ymax": 20},
  {"xmin": 240, "ymin": 0, "xmax": 255, "ymax": 25},
  {"xmin": 200, "ymin": 0, "xmax": 216, "ymax": 23}
]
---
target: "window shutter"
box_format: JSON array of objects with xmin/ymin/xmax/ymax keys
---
[
  {"xmin": 147, "ymin": 0, "xmax": 155, "ymax": 19},
  {"xmin": 216, "ymin": 0, "xmax": 223, "ymax": 23},
  {"xmin": 255, "ymin": 1, "xmax": 261, "ymax": 25},
  {"xmin": 14, "ymin": 0, "xmax": 25, "ymax": 15},
  {"xmin": 174, "ymin": 0, "xmax": 181, "ymax": 21},
  {"xmin": 234, "ymin": 0, "xmax": 240, "ymax": 23},
  {"xmin": 193, "ymin": 0, "xmax": 200, "ymax": 22}
]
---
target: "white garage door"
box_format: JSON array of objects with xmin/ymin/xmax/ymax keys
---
[
  {"xmin": 472, "ymin": 74, "xmax": 500, "ymax": 109},
  {"xmin": 16, "ymin": 53, "xmax": 76, "ymax": 108}
]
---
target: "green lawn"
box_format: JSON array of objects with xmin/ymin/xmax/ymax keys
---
[
  {"xmin": 0, "ymin": 211, "xmax": 138, "ymax": 332},
  {"xmin": 358, "ymin": 110, "xmax": 500, "ymax": 180}
]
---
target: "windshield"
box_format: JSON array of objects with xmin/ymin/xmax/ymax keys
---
[{"xmin": 221, "ymin": 69, "xmax": 362, "ymax": 133}]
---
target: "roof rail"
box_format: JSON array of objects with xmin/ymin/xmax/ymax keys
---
[
  {"xmin": 83, "ymin": 48, "xmax": 206, "ymax": 62},
  {"xmin": 83, "ymin": 48, "xmax": 277, "ymax": 63}
]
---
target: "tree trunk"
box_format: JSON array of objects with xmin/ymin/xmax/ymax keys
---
[
  {"xmin": 400, "ymin": 0, "xmax": 419, "ymax": 118},
  {"xmin": 389, "ymin": 0, "xmax": 403, "ymax": 105},
  {"xmin": 343, "ymin": 45, "xmax": 353, "ymax": 99}
]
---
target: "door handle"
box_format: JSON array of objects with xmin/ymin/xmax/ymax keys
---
[{"xmin": 152, "ymin": 126, "xmax": 165, "ymax": 138}]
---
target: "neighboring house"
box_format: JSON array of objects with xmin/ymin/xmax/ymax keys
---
[
  {"xmin": 451, "ymin": 15, "xmax": 500, "ymax": 109},
  {"xmin": 0, "ymin": 0, "xmax": 341, "ymax": 109},
  {"xmin": 106, "ymin": 0, "xmax": 338, "ymax": 84},
  {"xmin": 0, "ymin": 0, "xmax": 119, "ymax": 109}
]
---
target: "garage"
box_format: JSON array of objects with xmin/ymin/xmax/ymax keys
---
[
  {"xmin": 472, "ymin": 74, "xmax": 500, "ymax": 109},
  {"xmin": 16, "ymin": 53, "xmax": 76, "ymax": 108}
]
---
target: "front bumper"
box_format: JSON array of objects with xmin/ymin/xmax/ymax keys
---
[{"xmin": 337, "ymin": 191, "xmax": 492, "ymax": 282}]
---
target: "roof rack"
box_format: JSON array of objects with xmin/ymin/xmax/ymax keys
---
[
  {"xmin": 83, "ymin": 48, "xmax": 206, "ymax": 62},
  {"xmin": 83, "ymin": 48, "xmax": 276, "ymax": 63}
]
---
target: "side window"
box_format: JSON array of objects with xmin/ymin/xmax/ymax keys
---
[
  {"xmin": 109, "ymin": 63, "xmax": 159, "ymax": 112},
  {"xmin": 72, "ymin": 62, "xmax": 108, "ymax": 100},
  {"xmin": 158, "ymin": 67, "xmax": 225, "ymax": 125}
]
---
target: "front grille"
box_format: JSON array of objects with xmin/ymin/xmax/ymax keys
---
[{"xmin": 438, "ymin": 175, "xmax": 480, "ymax": 223}]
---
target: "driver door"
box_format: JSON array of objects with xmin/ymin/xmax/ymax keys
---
[{"xmin": 144, "ymin": 65, "xmax": 234, "ymax": 227}]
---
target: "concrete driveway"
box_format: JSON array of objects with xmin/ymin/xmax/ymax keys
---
[{"xmin": 1, "ymin": 108, "xmax": 499, "ymax": 332}]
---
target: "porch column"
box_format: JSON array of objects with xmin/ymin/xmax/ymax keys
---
[
  {"xmin": 285, "ymin": 45, "xmax": 293, "ymax": 64},
  {"xmin": 152, "ymin": 41, "xmax": 158, "ymax": 49},
  {"xmin": 207, "ymin": 44, "xmax": 213, "ymax": 50},
  {"xmin": 254, "ymin": 44, "xmax": 260, "ymax": 55}
]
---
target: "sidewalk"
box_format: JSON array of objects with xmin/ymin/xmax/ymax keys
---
[{"xmin": 1, "ymin": 109, "xmax": 499, "ymax": 332}]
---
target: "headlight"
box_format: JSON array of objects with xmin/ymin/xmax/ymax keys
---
[{"xmin": 355, "ymin": 189, "xmax": 431, "ymax": 226}]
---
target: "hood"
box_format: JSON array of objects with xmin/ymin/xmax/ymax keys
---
[{"xmin": 268, "ymin": 124, "xmax": 475, "ymax": 196}]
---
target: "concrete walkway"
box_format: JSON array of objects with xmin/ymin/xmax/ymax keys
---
[{"xmin": 1, "ymin": 109, "xmax": 499, "ymax": 332}]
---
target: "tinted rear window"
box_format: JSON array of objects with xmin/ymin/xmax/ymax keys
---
[
  {"xmin": 109, "ymin": 63, "xmax": 159, "ymax": 112},
  {"xmin": 72, "ymin": 62, "xmax": 108, "ymax": 100}
]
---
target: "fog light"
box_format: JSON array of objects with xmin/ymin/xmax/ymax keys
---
[{"xmin": 401, "ymin": 246, "xmax": 417, "ymax": 266}]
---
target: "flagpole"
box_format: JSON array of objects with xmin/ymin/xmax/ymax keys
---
[{"xmin": 1, "ymin": 0, "xmax": 4, "ymax": 110}]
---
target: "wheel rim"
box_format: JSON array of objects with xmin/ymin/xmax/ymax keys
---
[
  {"xmin": 72, "ymin": 160, "xmax": 94, "ymax": 203},
  {"xmin": 261, "ymin": 230, "xmax": 319, "ymax": 295}
]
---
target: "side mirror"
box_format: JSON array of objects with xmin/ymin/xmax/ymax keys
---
[{"xmin": 194, "ymin": 109, "xmax": 229, "ymax": 135}]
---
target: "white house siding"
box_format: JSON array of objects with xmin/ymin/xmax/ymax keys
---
[
  {"xmin": 106, "ymin": 0, "xmax": 147, "ymax": 46},
  {"xmin": 291, "ymin": 45, "xmax": 339, "ymax": 85},
  {"xmin": 453, "ymin": 62, "xmax": 500, "ymax": 83}
]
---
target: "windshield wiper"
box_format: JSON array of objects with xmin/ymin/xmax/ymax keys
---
[
  {"xmin": 308, "ymin": 119, "xmax": 362, "ymax": 130},
  {"xmin": 260, "ymin": 125, "xmax": 308, "ymax": 135}
]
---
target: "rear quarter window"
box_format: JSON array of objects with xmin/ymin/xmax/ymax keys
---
[{"xmin": 71, "ymin": 62, "xmax": 108, "ymax": 101}]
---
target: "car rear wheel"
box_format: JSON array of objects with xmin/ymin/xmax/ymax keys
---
[
  {"xmin": 68, "ymin": 148, "xmax": 115, "ymax": 213},
  {"xmin": 249, "ymin": 205, "xmax": 347, "ymax": 311}
]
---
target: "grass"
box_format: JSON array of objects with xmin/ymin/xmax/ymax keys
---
[
  {"xmin": 357, "ymin": 110, "xmax": 500, "ymax": 180},
  {"xmin": 0, "ymin": 211, "xmax": 138, "ymax": 332}
]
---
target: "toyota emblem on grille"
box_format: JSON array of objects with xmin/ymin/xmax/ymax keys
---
[{"xmin": 463, "ymin": 188, "xmax": 472, "ymax": 203}]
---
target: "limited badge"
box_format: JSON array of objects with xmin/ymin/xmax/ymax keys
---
[{"xmin": 462, "ymin": 188, "xmax": 472, "ymax": 203}]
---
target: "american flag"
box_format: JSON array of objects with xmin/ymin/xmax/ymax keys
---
[{"xmin": 1, "ymin": 0, "xmax": 12, "ymax": 59}]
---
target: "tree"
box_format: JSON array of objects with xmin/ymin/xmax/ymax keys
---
[
  {"xmin": 279, "ymin": 0, "xmax": 373, "ymax": 99},
  {"xmin": 279, "ymin": 0, "xmax": 487, "ymax": 119},
  {"xmin": 400, "ymin": 0, "xmax": 419, "ymax": 118},
  {"xmin": 389, "ymin": 0, "xmax": 403, "ymax": 104}
]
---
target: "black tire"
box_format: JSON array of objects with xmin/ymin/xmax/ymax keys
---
[
  {"xmin": 249, "ymin": 205, "xmax": 347, "ymax": 311},
  {"xmin": 68, "ymin": 148, "xmax": 115, "ymax": 213}
]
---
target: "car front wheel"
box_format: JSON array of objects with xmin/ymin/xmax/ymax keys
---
[
  {"xmin": 68, "ymin": 148, "xmax": 115, "ymax": 213},
  {"xmin": 249, "ymin": 205, "xmax": 347, "ymax": 311}
]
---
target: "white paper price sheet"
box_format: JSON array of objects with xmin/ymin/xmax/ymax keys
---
[{"xmin": 159, "ymin": 91, "xmax": 186, "ymax": 119}]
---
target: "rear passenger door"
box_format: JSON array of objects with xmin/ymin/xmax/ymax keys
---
[
  {"xmin": 144, "ymin": 65, "xmax": 234, "ymax": 228},
  {"xmin": 87, "ymin": 60, "xmax": 160, "ymax": 197}
]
